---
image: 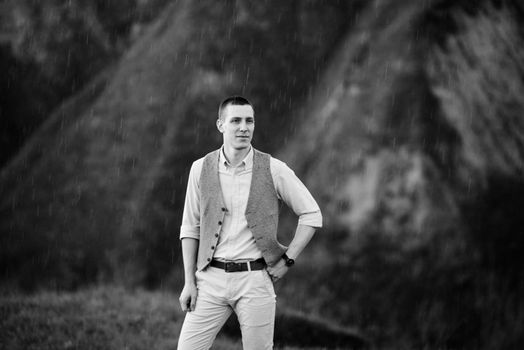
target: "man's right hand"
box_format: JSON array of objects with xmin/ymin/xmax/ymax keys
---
[{"xmin": 179, "ymin": 281, "xmax": 198, "ymax": 312}]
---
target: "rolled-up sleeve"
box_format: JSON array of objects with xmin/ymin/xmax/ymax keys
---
[
  {"xmin": 271, "ymin": 158, "xmax": 322, "ymax": 228},
  {"xmin": 179, "ymin": 159, "xmax": 203, "ymax": 240}
]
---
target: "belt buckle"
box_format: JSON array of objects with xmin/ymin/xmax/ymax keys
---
[{"xmin": 225, "ymin": 262, "xmax": 241, "ymax": 273}]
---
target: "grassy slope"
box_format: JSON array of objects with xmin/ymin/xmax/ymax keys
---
[
  {"xmin": 0, "ymin": 286, "xmax": 241, "ymax": 350},
  {"xmin": 0, "ymin": 286, "xmax": 364, "ymax": 350}
]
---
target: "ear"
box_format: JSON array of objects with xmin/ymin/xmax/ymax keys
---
[{"xmin": 216, "ymin": 118, "xmax": 224, "ymax": 133}]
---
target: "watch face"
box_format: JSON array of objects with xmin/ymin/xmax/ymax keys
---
[{"xmin": 282, "ymin": 253, "xmax": 294, "ymax": 267}]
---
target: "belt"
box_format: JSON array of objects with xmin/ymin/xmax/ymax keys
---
[{"xmin": 210, "ymin": 258, "xmax": 266, "ymax": 273}]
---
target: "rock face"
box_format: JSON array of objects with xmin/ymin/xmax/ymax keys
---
[{"xmin": 1, "ymin": 0, "xmax": 523, "ymax": 347}]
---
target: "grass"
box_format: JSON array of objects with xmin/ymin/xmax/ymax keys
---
[
  {"xmin": 0, "ymin": 285, "xmax": 358, "ymax": 350},
  {"xmin": 0, "ymin": 286, "xmax": 182, "ymax": 350},
  {"xmin": 0, "ymin": 285, "xmax": 241, "ymax": 350}
]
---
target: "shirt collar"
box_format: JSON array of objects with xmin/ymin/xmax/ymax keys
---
[{"xmin": 219, "ymin": 146, "xmax": 253, "ymax": 170}]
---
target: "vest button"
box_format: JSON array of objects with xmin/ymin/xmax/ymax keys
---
[
  {"xmin": 207, "ymin": 258, "xmax": 211, "ymax": 262},
  {"xmin": 215, "ymin": 233, "xmax": 219, "ymax": 237},
  {"xmin": 218, "ymin": 221, "xmax": 222, "ymax": 225},
  {"xmin": 221, "ymin": 207, "xmax": 226, "ymax": 212},
  {"xmin": 211, "ymin": 246, "xmax": 215, "ymax": 250}
]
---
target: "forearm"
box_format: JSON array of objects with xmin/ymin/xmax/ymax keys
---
[
  {"xmin": 266, "ymin": 224, "xmax": 316, "ymax": 282},
  {"xmin": 181, "ymin": 237, "xmax": 199, "ymax": 283},
  {"xmin": 179, "ymin": 237, "xmax": 199, "ymax": 312},
  {"xmin": 285, "ymin": 224, "xmax": 317, "ymax": 260}
]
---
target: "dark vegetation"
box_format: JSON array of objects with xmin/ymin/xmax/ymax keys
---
[
  {"xmin": 1, "ymin": 0, "xmax": 524, "ymax": 348},
  {"xmin": 0, "ymin": 0, "xmax": 170, "ymax": 166},
  {"xmin": 0, "ymin": 287, "xmax": 225, "ymax": 350},
  {"xmin": 222, "ymin": 311, "xmax": 366, "ymax": 349}
]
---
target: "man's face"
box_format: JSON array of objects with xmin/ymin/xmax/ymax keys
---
[{"xmin": 217, "ymin": 104, "xmax": 255, "ymax": 150}]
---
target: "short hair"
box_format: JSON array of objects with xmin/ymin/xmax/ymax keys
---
[{"xmin": 218, "ymin": 95, "xmax": 253, "ymax": 120}]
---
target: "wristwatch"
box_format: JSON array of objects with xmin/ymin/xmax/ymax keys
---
[{"xmin": 282, "ymin": 253, "xmax": 295, "ymax": 267}]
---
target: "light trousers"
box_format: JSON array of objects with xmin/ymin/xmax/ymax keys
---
[{"xmin": 177, "ymin": 266, "xmax": 276, "ymax": 350}]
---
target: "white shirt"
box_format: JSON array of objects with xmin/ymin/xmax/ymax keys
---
[{"xmin": 180, "ymin": 147, "xmax": 322, "ymax": 260}]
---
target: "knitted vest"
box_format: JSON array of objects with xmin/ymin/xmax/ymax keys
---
[{"xmin": 197, "ymin": 148, "xmax": 287, "ymax": 270}]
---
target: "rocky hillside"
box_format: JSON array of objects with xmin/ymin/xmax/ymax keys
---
[
  {"xmin": 0, "ymin": 0, "xmax": 357, "ymax": 286},
  {"xmin": 0, "ymin": 0, "xmax": 170, "ymax": 166},
  {"xmin": 1, "ymin": 0, "xmax": 523, "ymax": 348},
  {"xmin": 278, "ymin": 0, "xmax": 524, "ymax": 347}
]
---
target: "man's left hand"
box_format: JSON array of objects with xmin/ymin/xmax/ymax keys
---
[{"xmin": 266, "ymin": 259, "xmax": 289, "ymax": 283}]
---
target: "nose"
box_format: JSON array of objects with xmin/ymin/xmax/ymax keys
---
[{"xmin": 239, "ymin": 120, "xmax": 248, "ymax": 132}]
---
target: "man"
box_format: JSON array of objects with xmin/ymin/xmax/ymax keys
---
[{"xmin": 177, "ymin": 96, "xmax": 322, "ymax": 350}]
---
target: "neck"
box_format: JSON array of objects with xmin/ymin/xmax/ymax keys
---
[{"xmin": 223, "ymin": 144, "xmax": 251, "ymax": 167}]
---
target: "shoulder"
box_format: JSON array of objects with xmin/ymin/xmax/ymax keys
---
[
  {"xmin": 252, "ymin": 148, "xmax": 297, "ymax": 177},
  {"xmin": 253, "ymin": 149, "xmax": 286, "ymax": 168},
  {"xmin": 269, "ymin": 155, "xmax": 287, "ymax": 170},
  {"xmin": 189, "ymin": 149, "xmax": 219, "ymax": 178},
  {"xmin": 268, "ymin": 154, "xmax": 296, "ymax": 179},
  {"xmin": 191, "ymin": 157, "xmax": 205, "ymax": 172},
  {"xmin": 201, "ymin": 149, "xmax": 220, "ymax": 163},
  {"xmin": 185, "ymin": 158, "xmax": 203, "ymax": 187},
  {"xmin": 194, "ymin": 149, "xmax": 220, "ymax": 168}
]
